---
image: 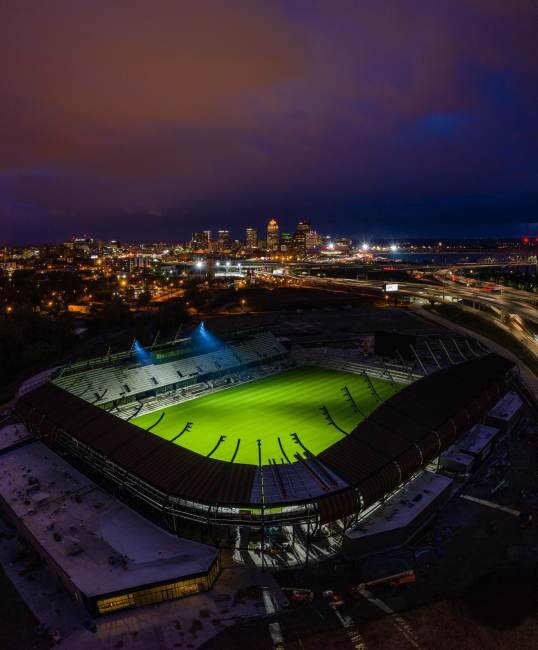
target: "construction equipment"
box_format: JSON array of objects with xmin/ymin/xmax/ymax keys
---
[
  {"xmin": 281, "ymin": 587, "xmax": 314, "ymax": 604},
  {"xmin": 322, "ymin": 590, "xmax": 345, "ymax": 608},
  {"xmin": 350, "ymin": 569, "xmax": 416, "ymax": 598}
]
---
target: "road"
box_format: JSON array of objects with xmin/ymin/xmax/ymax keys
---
[
  {"xmin": 151, "ymin": 287, "xmax": 185, "ymax": 302},
  {"xmin": 415, "ymin": 307, "xmax": 538, "ymax": 394},
  {"xmin": 256, "ymin": 269, "xmax": 538, "ymax": 361}
]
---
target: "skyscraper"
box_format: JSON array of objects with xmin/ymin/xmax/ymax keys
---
[
  {"xmin": 266, "ymin": 218, "xmax": 280, "ymax": 252},
  {"xmin": 292, "ymin": 221, "xmax": 312, "ymax": 258},
  {"xmin": 296, "ymin": 221, "xmax": 311, "ymax": 234},
  {"xmin": 217, "ymin": 229, "xmax": 231, "ymax": 252},
  {"xmin": 280, "ymin": 232, "xmax": 292, "ymax": 252},
  {"xmin": 191, "ymin": 232, "xmax": 208, "ymax": 252},
  {"xmin": 245, "ymin": 227, "xmax": 257, "ymax": 249}
]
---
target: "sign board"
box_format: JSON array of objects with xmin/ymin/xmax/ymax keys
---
[{"xmin": 383, "ymin": 283, "xmax": 399, "ymax": 292}]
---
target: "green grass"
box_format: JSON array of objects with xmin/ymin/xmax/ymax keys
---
[{"xmin": 131, "ymin": 366, "xmax": 399, "ymax": 465}]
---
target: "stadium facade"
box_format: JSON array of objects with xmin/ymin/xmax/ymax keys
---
[
  {"xmin": 16, "ymin": 329, "xmax": 517, "ymax": 535},
  {"xmin": 5, "ymin": 326, "xmax": 524, "ymax": 615}
]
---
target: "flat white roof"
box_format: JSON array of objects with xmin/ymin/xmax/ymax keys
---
[
  {"xmin": 457, "ymin": 423, "xmax": 499, "ymax": 456},
  {"xmin": 0, "ymin": 442, "xmax": 217, "ymax": 598},
  {"xmin": 440, "ymin": 447, "xmax": 474, "ymax": 468},
  {"xmin": 488, "ymin": 391, "xmax": 523, "ymax": 422},
  {"xmin": 0, "ymin": 421, "xmax": 33, "ymax": 451},
  {"xmin": 346, "ymin": 471, "xmax": 452, "ymax": 540}
]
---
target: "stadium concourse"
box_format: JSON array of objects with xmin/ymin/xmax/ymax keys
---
[{"xmin": 4, "ymin": 324, "xmax": 522, "ymax": 613}]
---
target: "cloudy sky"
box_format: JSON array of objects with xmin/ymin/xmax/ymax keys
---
[{"xmin": 1, "ymin": 0, "xmax": 537, "ymax": 242}]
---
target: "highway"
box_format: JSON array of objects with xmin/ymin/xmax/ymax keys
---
[{"xmin": 256, "ymin": 269, "xmax": 538, "ymax": 360}]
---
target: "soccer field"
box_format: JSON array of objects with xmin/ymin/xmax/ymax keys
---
[{"xmin": 131, "ymin": 366, "xmax": 399, "ymax": 465}]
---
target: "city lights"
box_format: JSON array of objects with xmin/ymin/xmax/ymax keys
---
[{"xmin": 0, "ymin": 2, "xmax": 535, "ymax": 639}]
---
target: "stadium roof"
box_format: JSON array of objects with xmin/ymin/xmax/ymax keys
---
[{"xmin": 17, "ymin": 353, "xmax": 514, "ymax": 513}]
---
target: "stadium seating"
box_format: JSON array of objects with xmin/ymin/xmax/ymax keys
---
[
  {"xmin": 54, "ymin": 332, "xmax": 288, "ymax": 407},
  {"xmin": 310, "ymin": 357, "xmax": 419, "ymax": 384},
  {"xmin": 251, "ymin": 457, "xmax": 348, "ymax": 504},
  {"xmin": 17, "ymin": 352, "xmax": 515, "ymax": 523},
  {"xmin": 116, "ymin": 358, "xmax": 294, "ymax": 420}
]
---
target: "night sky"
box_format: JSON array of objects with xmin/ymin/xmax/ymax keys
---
[{"xmin": 1, "ymin": 1, "xmax": 537, "ymax": 243}]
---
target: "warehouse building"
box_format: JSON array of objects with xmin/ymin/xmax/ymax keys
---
[{"xmin": 0, "ymin": 441, "xmax": 220, "ymax": 615}]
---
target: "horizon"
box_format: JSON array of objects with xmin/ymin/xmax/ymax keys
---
[
  {"xmin": 1, "ymin": 1, "xmax": 537, "ymax": 242},
  {"xmin": 2, "ymin": 231, "xmax": 536, "ymax": 248}
]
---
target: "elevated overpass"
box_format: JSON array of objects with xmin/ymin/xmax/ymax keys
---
[{"xmin": 258, "ymin": 270, "xmax": 538, "ymax": 358}]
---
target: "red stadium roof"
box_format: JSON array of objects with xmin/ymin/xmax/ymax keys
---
[{"xmin": 17, "ymin": 353, "xmax": 514, "ymax": 512}]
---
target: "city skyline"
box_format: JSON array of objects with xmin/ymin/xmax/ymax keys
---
[
  {"xmin": 1, "ymin": 4, "xmax": 537, "ymax": 647},
  {"xmin": 3, "ymin": 226, "xmax": 537, "ymax": 249},
  {"xmin": 1, "ymin": 1, "xmax": 537, "ymax": 243}
]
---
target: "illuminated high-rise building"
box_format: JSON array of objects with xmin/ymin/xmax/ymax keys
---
[
  {"xmin": 191, "ymin": 232, "xmax": 208, "ymax": 252},
  {"xmin": 217, "ymin": 229, "xmax": 231, "ymax": 252},
  {"xmin": 292, "ymin": 221, "xmax": 312, "ymax": 257},
  {"xmin": 280, "ymin": 232, "xmax": 292, "ymax": 252},
  {"xmin": 266, "ymin": 218, "xmax": 280, "ymax": 252},
  {"xmin": 245, "ymin": 227, "xmax": 257, "ymax": 249},
  {"xmin": 305, "ymin": 229, "xmax": 321, "ymax": 254}
]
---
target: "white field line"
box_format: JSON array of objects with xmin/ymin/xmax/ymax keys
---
[
  {"xmin": 262, "ymin": 588, "xmax": 284, "ymax": 647},
  {"xmin": 333, "ymin": 609, "xmax": 368, "ymax": 650},
  {"xmin": 357, "ymin": 587, "xmax": 423, "ymax": 650}
]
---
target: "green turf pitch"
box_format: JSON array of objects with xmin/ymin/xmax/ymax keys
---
[{"xmin": 132, "ymin": 367, "xmax": 399, "ymax": 465}]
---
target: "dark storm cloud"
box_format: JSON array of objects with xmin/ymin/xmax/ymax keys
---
[{"xmin": 0, "ymin": 0, "xmax": 537, "ymax": 241}]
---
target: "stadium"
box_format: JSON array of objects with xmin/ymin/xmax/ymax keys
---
[
  {"xmin": 16, "ymin": 324, "xmax": 517, "ymax": 534},
  {"xmin": 7, "ymin": 322, "xmax": 524, "ymax": 613}
]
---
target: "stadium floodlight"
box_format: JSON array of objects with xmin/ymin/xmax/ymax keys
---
[
  {"xmin": 133, "ymin": 339, "xmax": 152, "ymax": 364},
  {"xmin": 194, "ymin": 320, "xmax": 221, "ymax": 350}
]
